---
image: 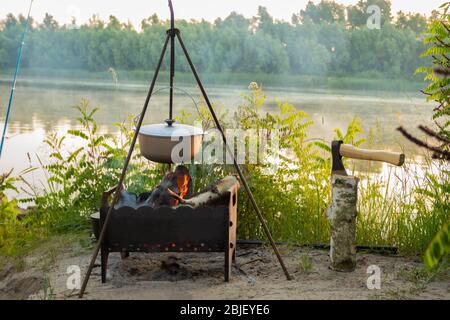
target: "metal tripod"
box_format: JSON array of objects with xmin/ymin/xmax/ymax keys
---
[{"xmin": 78, "ymin": 0, "xmax": 292, "ymax": 298}]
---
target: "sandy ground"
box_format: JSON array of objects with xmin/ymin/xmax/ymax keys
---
[{"xmin": 0, "ymin": 238, "xmax": 448, "ymax": 300}]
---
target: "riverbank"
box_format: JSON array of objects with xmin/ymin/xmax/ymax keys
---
[{"xmin": 0, "ymin": 233, "xmax": 448, "ymax": 300}]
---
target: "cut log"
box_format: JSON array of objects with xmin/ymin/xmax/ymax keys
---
[
  {"xmin": 327, "ymin": 174, "xmax": 359, "ymax": 272},
  {"xmin": 168, "ymin": 176, "xmax": 239, "ymax": 208}
]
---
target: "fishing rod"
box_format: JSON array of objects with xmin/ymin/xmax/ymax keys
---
[{"xmin": 0, "ymin": 0, "xmax": 34, "ymax": 158}]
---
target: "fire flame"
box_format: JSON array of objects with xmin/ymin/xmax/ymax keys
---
[{"xmin": 175, "ymin": 174, "xmax": 190, "ymax": 205}]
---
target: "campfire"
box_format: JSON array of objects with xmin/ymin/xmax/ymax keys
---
[
  {"xmin": 115, "ymin": 165, "xmax": 239, "ymax": 209},
  {"xmin": 143, "ymin": 165, "xmax": 193, "ymax": 208}
]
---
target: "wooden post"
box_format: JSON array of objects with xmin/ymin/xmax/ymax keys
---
[{"xmin": 327, "ymin": 174, "xmax": 359, "ymax": 272}]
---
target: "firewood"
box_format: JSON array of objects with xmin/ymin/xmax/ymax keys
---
[
  {"xmin": 167, "ymin": 176, "xmax": 239, "ymax": 208},
  {"xmin": 145, "ymin": 165, "xmax": 193, "ymax": 208}
]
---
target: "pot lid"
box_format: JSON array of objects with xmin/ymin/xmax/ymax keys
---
[{"xmin": 139, "ymin": 123, "xmax": 203, "ymax": 137}]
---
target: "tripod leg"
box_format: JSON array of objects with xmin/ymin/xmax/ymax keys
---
[
  {"xmin": 100, "ymin": 247, "xmax": 109, "ymax": 284},
  {"xmin": 176, "ymin": 32, "xmax": 292, "ymax": 281},
  {"xmin": 78, "ymin": 34, "xmax": 171, "ymax": 298}
]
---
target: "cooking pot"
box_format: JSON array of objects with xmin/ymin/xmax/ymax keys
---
[{"xmin": 138, "ymin": 121, "xmax": 203, "ymax": 163}]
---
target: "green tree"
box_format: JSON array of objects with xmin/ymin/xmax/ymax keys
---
[
  {"xmin": 42, "ymin": 13, "xmax": 58, "ymax": 30},
  {"xmin": 254, "ymin": 6, "xmax": 274, "ymax": 35},
  {"xmin": 141, "ymin": 14, "xmax": 160, "ymax": 30},
  {"xmin": 396, "ymin": 11, "xmax": 428, "ymax": 34},
  {"xmin": 298, "ymin": 0, "xmax": 346, "ymax": 24},
  {"xmin": 87, "ymin": 14, "xmax": 105, "ymax": 29},
  {"xmin": 107, "ymin": 15, "xmax": 123, "ymax": 30},
  {"xmin": 0, "ymin": 4, "xmax": 429, "ymax": 78},
  {"xmin": 4, "ymin": 13, "xmax": 19, "ymax": 29}
]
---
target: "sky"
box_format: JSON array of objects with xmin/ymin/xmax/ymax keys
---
[{"xmin": 0, "ymin": 0, "xmax": 444, "ymax": 29}]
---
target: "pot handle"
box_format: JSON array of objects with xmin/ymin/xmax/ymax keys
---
[{"xmin": 132, "ymin": 86, "xmax": 203, "ymax": 128}]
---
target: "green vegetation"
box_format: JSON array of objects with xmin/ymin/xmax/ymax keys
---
[
  {"xmin": 412, "ymin": 2, "xmax": 450, "ymax": 269},
  {"xmin": 1, "ymin": 84, "xmax": 448, "ymax": 258},
  {"xmin": 0, "ymin": 171, "xmax": 19, "ymax": 248},
  {"xmin": 425, "ymin": 222, "xmax": 450, "ymax": 269},
  {"xmin": 416, "ymin": 3, "xmax": 450, "ymax": 141},
  {"xmin": 0, "ymin": 168, "xmax": 37, "ymax": 255},
  {"xmin": 0, "ymin": 0, "xmax": 428, "ymax": 84}
]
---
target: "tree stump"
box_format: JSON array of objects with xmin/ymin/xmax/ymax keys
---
[{"xmin": 327, "ymin": 174, "xmax": 359, "ymax": 272}]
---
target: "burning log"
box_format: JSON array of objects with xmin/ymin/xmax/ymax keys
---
[
  {"xmin": 145, "ymin": 165, "xmax": 193, "ymax": 208},
  {"xmin": 114, "ymin": 166, "xmax": 239, "ymax": 209},
  {"xmin": 167, "ymin": 176, "xmax": 240, "ymax": 208}
]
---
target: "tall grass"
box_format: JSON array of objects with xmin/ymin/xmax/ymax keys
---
[
  {"xmin": 0, "ymin": 85, "xmax": 447, "ymax": 257},
  {"xmin": 183, "ymin": 84, "xmax": 449, "ymax": 254},
  {"xmin": 356, "ymin": 158, "xmax": 449, "ymax": 255}
]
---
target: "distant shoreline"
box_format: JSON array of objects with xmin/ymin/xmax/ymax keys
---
[{"xmin": 0, "ymin": 68, "xmax": 424, "ymax": 93}]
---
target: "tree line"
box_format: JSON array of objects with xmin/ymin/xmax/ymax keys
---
[{"xmin": 0, "ymin": 0, "xmax": 432, "ymax": 78}]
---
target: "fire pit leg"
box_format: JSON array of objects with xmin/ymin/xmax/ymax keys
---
[
  {"xmin": 225, "ymin": 185, "xmax": 238, "ymax": 282},
  {"xmin": 225, "ymin": 251, "xmax": 231, "ymax": 282},
  {"xmin": 224, "ymin": 243, "xmax": 236, "ymax": 282},
  {"xmin": 225, "ymin": 238, "xmax": 236, "ymax": 282},
  {"xmin": 101, "ymin": 247, "xmax": 109, "ymax": 283}
]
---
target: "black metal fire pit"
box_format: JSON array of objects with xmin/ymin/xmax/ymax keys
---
[{"xmin": 92, "ymin": 183, "xmax": 239, "ymax": 283}]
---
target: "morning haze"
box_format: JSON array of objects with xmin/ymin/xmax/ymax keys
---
[{"xmin": 1, "ymin": 0, "xmax": 442, "ymax": 29}]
